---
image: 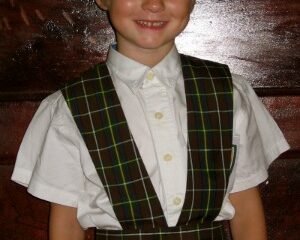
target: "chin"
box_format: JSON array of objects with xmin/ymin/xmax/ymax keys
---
[
  {"xmin": 136, "ymin": 40, "xmax": 170, "ymax": 50},
  {"xmin": 138, "ymin": 44, "xmax": 163, "ymax": 50}
]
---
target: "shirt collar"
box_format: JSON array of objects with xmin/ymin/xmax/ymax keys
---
[{"xmin": 106, "ymin": 44, "xmax": 182, "ymax": 89}]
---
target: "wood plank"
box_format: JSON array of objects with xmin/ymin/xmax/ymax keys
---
[
  {"xmin": 261, "ymin": 96, "xmax": 300, "ymax": 157},
  {"xmin": 260, "ymin": 158, "xmax": 300, "ymax": 240},
  {"xmin": 0, "ymin": 101, "xmax": 37, "ymax": 163},
  {"xmin": 1, "ymin": 0, "xmax": 299, "ymax": 99},
  {"xmin": 0, "ymin": 165, "xmax": 49, "ymax": 240},
  {"xmin": 0, "ymin": 165, "xmax": 94, "ymax": 239},
  {"xmin": 179, "ymin": 0, "xmax": 300, "ymax": 88}
]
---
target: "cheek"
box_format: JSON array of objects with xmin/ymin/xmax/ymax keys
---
[
  {"xmin": 110, "ymin": 0, "xmax": 135, "ymax": 14},
  {"xmin": 109, "ymin": 9, "xmax": 127, "ymax": 27},
  {"xmin": 170, "ymin": 3, "xmax": 192, "ymax": 21},
  {"xmin": 173, "ymin": 9, "xmax": 191, "ymax": 29},
  {"xmin": 108, "ymin": 3, "xmax": 135, "ymax": 24}
]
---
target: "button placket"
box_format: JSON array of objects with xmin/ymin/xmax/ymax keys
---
[{"xmin": 141, "ymin": 75, "xmax": 186, "ymax": 216}]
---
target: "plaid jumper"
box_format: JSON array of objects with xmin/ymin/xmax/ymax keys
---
[{"xmin": 61, "ymin": 54, "xmax": 234, "ymax": 240}]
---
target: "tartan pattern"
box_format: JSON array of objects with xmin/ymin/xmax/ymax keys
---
[
  {"xmin": 61, "ymin": 54, "xmax": 234, "ymax": 240},
  {"xmin": 63, "ymin": 65, "xmax": 166, "ymax": 230},
  {"xmin": 177, "ymin": 55, "xmax": 234, "ymax": 226},
  {"xmin": 96, "ymin": 221, "xmax": 224, "ymax": 240}
]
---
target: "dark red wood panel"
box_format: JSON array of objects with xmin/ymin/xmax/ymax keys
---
[
  {"xmin": 0, "ymin": 0, "xmax": 111, "ymax": 100},
  {"xmin": 0, "ymin": 0, "xmax": 299, "ymax": 100},
  {"xmin": 261, "ymin": 96, "xmax": 300, "ymax": 155},
  {"xmin": 260, "ymin": 158, "xmax": 300, "ymax": 240},
  {"xmin": 0, "ymin": 165, "xmax": 94, "ymax": 239},
  {"xmin": 0, "ymin": 101, "xmax": 38, "ymax": 162},
  {"xmin": 180, "ymin": 0, "xmax": 300, "ymax": 89},
  {"xmin": 0, "ymin": 165, "xmax": 49, "ymax": 240}
]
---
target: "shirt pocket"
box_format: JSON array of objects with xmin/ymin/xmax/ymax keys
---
[{"xmin": 230, "ymin": 135, "xmax": 240, "ymax": 171}]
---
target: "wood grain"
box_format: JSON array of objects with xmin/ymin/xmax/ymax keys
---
[
  {"xmin": 0, "ymin": 0, "xmax": 299, "ymax": 100},
  {"xmin": 260, "ymin": 158, "xmax": 300, "ymax": 240},
  {"xmin": 0, "ymin": 165, "xmax": 49, "ymax": 240},
  {"xmin": 261, "ymin": 96, "xmax": 300, "ymax": 157},
  {"xmin": 0, "ymin": 165, "xmax": 95, "ymax": 240}
]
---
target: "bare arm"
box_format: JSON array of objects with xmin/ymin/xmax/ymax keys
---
[
  {"xmin": 49, "ymin": 203, "xmax": 85, "ymax": 240},
  {"xmin": 229, "ymin": 187, "xmax": 267, "ymax": 240}
]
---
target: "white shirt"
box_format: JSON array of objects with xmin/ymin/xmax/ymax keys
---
[{"xmin": 11, "ymin": 46, "xmax": 290, "ymax": 230}]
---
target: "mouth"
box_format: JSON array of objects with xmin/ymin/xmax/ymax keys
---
[{"xmin": 136, "ymin": 20, "xmax": 167, "ymax": 29}]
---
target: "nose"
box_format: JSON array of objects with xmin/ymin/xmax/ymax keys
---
[{"xmin": 142, "ymin": 0, "xmax": 165, "ymax": 12}]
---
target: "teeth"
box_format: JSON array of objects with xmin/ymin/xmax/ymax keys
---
[{"xmin": 137, "ymin": 21, "xmax": 164, "ymax": 27}]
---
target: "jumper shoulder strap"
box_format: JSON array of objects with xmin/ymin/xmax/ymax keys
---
[{"xmin": 177, "ymin": 55, "xmax": 234, "ymax": 226}]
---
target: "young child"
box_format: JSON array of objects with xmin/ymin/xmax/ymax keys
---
[{"xmin": 11, "ymin": 0, "xmax": 290, "ymax": 239}]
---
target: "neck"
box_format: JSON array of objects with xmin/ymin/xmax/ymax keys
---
[{"xmin": 116, "ymin": 42, "xmax": 174, "ymax": 67}]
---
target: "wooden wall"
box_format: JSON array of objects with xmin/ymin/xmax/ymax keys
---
[{"xmin": 0, "ymin": 0, "xmax": 299, "ymax": 239}]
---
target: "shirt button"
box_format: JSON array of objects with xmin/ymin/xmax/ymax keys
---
[
  {"xmin": 173, "ymin": 197, "xmax": 182, "ymax": 206},
  {"xmin": 154, "ymin": 112, "xmax": 163, "ymax": 120},
  {"xmin": 146, "ymin": 71, "xmax": 154, "ymax": 80},
  {"xmin": 163, "ymin": 154, "xmax": 173, "ymax": 162}
]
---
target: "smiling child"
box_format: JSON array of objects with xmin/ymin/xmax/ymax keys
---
[{"xmin": 11, "ymin": 1, "xmax": 289, "ymax": 239}]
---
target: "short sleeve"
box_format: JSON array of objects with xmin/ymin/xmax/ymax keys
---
[
  {"xmin": 11, "ymin": 91, "xmax": 85, "ymax": 207},
  {"xmin": 230, "ymin": 75, "xmax": 290, "ymax": 193}
]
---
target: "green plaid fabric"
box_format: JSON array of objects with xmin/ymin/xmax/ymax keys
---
[
  {"xmin": 96, "ymin": 221, "xmax": 224, "ymax": 240},
  {"xmin": 177, "ymin": 55, "xmax": 234, "ymax": 226},
  {"xmin": 61, "ymin": 54, "xmax": 234, "ymax": 240}
]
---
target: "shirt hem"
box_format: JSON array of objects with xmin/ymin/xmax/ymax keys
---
[
  {"xmin": 27, "ymin": 181, "xmax": 78, "ymax": 208},
  {"xmin": 265, "ymin": 138, "xmax": 290, "ymax": 164},
  {"xmin": 11, "ymin": 167, "xmax": 32, "ymax": 187},
  {"xmin": 231, "ymin": 138, "xmax": 290, "ymax": 193},
  {"xmin": 230, "ymin": 168, "xmax": 268, "ymax": 193}
]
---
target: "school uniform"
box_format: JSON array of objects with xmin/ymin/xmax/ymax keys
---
[{"xmin": 11, "ymin": 46, "xmax": 289, "ymax": 239}]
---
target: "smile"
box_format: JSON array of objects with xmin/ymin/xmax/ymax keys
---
[{"xmin": 136, "ymin": 20, "xmax": 167, "ymax": 28}]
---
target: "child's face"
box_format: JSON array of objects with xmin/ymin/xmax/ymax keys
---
[{"xmin": 96, "ymin": 0, "xmax": 195, "ymax": 55}]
